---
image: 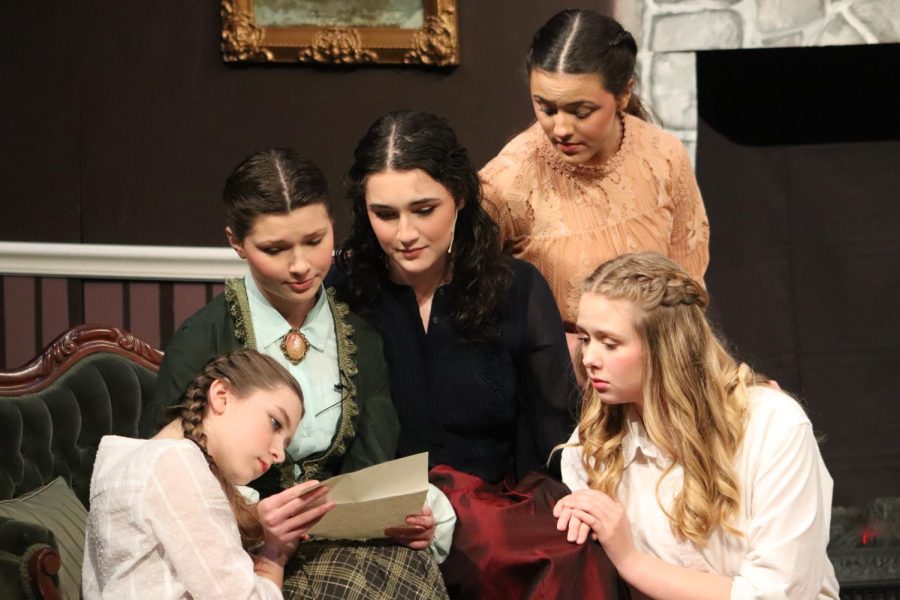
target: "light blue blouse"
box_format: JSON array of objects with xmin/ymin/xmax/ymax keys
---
[{"xmin": 244, "ymin": 274, "xmax": 341, "ymax": 462}]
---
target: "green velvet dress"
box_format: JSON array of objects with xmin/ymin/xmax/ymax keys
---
[
  {"xmin": 154, "ymin": 279, "xmax": 399, "ymax": 484},
  {"xmin": 154, "ymin": 279, "xmax": 447, "ymax": 599}
]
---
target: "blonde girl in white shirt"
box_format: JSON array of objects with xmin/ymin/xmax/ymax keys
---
[
  {"xmin": 83, "ymin": 349, "xmax": 333, "ymax": 599},
  {"xmin": 555, "ymin": 252, "xmax": 839, "ymax": 599}
]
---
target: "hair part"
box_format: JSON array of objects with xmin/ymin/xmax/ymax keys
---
[
  {"xmin": 336, "ymin": 110, "xmax": 512, "ymax": 342},
  {"xmin": 170, "ymin": 349, "xmax": 303, "ymax": 549},
  {"xmin": 527, "ymin": 9, "xmax": 650, "ymax": 121},
  {"xmin": 223, "ymin": 148, "xmax": 330, "ymax": 242},
  {"xmin": 574, "ymin": 252, "xmax": 764, "ymax": 546}
]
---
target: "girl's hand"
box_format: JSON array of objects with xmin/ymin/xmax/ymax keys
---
[
  {"xmin": 553, "ymin": 492, "xmax": 593, "ymax": 545},
  {"xmin": 554, "ymin": 490, "xmax": 638, "ymax": 568},
  {"xmin": 257, "ymin": 480, "xmax": 335, "ymax": 553},
  {"xmin": 384, "ymin": 504, "xmax": 436, "ymax": 550}
]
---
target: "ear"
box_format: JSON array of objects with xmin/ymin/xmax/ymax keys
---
[
  {"xmin": 225, "ymin": 227, "xmax": 246, "ymax": 259},
  {"xmin": 619, "ymin": 78, "xmax": 635, "ymax": 112},
  {"xmin": 207, "ymin": 379, "xmax": 231, "ymax": 415}
]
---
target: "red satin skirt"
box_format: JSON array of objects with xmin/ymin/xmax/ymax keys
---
[{"xmin": 430, "ymin": 465, "xmax": 623, "ymax": 600}]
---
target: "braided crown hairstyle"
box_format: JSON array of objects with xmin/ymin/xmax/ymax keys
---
[
  {"xmin": 171, "ymin": 349, "xmax": 303, "ymax": 549},
  {"xmin": 223, "ymin": 148, "xmax": 330, "ymax": 243},
  {"xmin": 527, "ymin": 9, "xmax": 650, "ymax": 121},
  {"xmin": 575, "ymin": 252, "xmax": 764, "ymax": 545}
]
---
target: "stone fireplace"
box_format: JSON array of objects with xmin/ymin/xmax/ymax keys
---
[{"xmin": 614, "ymin": 0, "xmax": 900, "ymax": 160}]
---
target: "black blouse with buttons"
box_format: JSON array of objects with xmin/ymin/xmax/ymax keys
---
[{"xmin": 372, "ymin": 258, "xmax": 578, "ymax": 483}]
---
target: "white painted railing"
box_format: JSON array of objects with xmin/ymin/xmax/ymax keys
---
[{"xmin": 0, "ymin": 242, "xmax": 245, "ymax": 281}]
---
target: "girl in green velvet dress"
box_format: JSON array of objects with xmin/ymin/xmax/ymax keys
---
[{"xmin": 153, "ymin": 148, "xmax": 452, "ymax": 600}]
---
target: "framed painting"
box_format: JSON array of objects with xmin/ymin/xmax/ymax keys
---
[{"xmin": 221, "ymin": 0, "xmax": 459, "ymax": 66}]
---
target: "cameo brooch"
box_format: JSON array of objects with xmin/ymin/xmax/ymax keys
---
[{"xmin": 280, "ymin": 328, "xmax": 309, "ymax": 365}]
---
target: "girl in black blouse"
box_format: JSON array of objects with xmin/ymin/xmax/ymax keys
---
[{"xmin": 335, "ymin": 110, "xmax": 619, "ymax": 599}]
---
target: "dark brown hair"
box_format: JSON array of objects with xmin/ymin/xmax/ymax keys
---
[
  {"xmin": 223, "ymin": 148, "xmax": 330, "ymax": 242},
  {"xmin": 336, "ymin": 110, "xmax": 512, "ymax": 342},
  {"xmin": 527, "ymin": 9, "xmax": 649, "ymax": 121}
]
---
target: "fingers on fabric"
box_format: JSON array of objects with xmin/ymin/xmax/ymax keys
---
[
  {"xmin": 384, "ymin": 526, "xmax": 434, "ymax": 550},
  {"xmin": 555, "ymin": 490, "xmax": 618, "ymax": 544}
]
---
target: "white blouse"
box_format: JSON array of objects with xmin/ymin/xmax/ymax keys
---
[
  {"xmin": 562, "ymin": 386, "xmax": 840, "ymax": 600},
  {"xmin": 82, "ymin": 436, "xmax": 282, "ymax": 599}
]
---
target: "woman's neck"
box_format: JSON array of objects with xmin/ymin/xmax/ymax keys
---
[
  {"xmin": 389, "ymin": 260, "xmax": 449, "ymax": 332},
  {"xmin": 587, "ymin": 112, "xmax": 625, "ymax": 167},
  {"xmin": 262, "ymin": 287, "xmax": 318, "ymax": 329},
  {"xmin": 389, "ymin": 260, "xmax": 449, "ymax": 304},
  {"xmin": 153, "ymin": 418, "xmax": 186, "ymax": 440}
]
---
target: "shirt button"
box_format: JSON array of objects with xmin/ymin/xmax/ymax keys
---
[{"xmin": 432, "ymin": 317, "xmax": 439, "ymax": 324}]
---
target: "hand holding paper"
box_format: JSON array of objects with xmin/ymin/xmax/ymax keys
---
[
  {"xmin": 308, "ymin": 453, "xmax": 429, "ymax": 541},
  {"xmin": 257, "ymin": 479, "xmax": 335, "ymax": 545},
  {"xmin": 385, "ymin": 504, "xmax": 436, "ymax": 549}
]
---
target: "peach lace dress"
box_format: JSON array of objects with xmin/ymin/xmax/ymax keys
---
[{"xmin": 481, "ymin": 114, "xmax": 710, "ymax": 326}]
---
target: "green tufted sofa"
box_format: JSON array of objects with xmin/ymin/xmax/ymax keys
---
[{"xmin": 0, "ymin": 325, "xmax": 163, "ymax": 600}]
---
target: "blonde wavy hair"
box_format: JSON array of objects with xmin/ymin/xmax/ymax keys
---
[
  {"xmin": 576, "ymin": 252, "xmax": 764, "ymax": 545},
  {"xmin": 170, "ymin": 349, "xmax": 303, "ymax": 548}
]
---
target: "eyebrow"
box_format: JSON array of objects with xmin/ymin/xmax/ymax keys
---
[
  {"xmin": 368, "ymin": 198, "xmax": 440, "ymax": 209},
  {"xmin": 256, "ymin": 227, "xmax": 328, "ymax": 244},
  {"xmin": 276, "ymin": 405, "xmax": 293, "ymax": 430},
  {"xmin": 575, "ymin": 325, "xmax": 621, "ymax": 339},
  {"xmin": 533, "ymin": 95, "xmax": 597, "ymax": 110}
]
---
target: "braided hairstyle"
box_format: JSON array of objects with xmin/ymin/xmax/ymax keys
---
[
  {"xmin": 171, "ymin": 349, "xmax": 303, "ymax": 549},
  {"xmin": 527, "ymin": 9, "xmax": 650, "ymax": 121},
  {"xmin": 575, "ymin": 252, "xmax": 764, "ymax": 546}
]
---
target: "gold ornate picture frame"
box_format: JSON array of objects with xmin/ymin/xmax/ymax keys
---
[{"xmin": 221, "ymin": 0, "xmax": 459, "ymax": 66}]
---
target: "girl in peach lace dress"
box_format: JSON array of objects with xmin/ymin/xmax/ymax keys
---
[{"xmin": 482, "ymin": 10, "xmax": 710, "ymax": 350}]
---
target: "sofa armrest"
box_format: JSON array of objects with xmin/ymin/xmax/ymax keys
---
[
  {"xmin": 24, "ymin": 544, "xmax": 62, "ymax": 600},
  {"xmin": 0, "ymin": 517, "xmax": 62, "ymax": 600}
]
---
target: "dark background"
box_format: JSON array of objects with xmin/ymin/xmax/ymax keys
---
[
  {"xmin": 697, "ymin": 43, "xmax": 900, "ymax": 508},
  {"xmin": 0, "ymin": 0, "xmax": 609, "ymax": 246},
  {"xmin": 3, "ymin": 3, "xmax": 899, "ymax": 508}
]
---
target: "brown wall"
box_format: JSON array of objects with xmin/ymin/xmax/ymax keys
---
[
  {"xmin": 0, "ymin": 275, "xmax": 224, "ymax": 369},
  {"xmin": 1, "ymin": 0, "xmax": 610, "ymax": 247}
]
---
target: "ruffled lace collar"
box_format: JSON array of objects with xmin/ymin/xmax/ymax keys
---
[{"xmin": 536, "ymin": 112, "xmax": 633, "ymax": 180}]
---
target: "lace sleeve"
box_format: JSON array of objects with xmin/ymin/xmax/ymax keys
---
[
  {"xmin": 513, "ymin": 263, "xmax": 579, "ymax": 479},
  {"xmin": 480, "ymin": 161, "xmax": 516, "ymax": 245},
  {"xmin": 669, "ymin": 143, "xmax": 710, "ymax": 284},
  {"xmin": 145, "ymin": 446, "xmax": 282, "ymax": 600}
]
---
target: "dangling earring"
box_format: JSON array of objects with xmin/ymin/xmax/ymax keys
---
[{"xmin": 448, "ymin": 210, "xmax": 459, "ymax": 255}]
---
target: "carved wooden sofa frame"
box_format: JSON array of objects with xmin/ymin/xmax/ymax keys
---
[{"xmin": 0, "ymin": 325, "xmax": 163, "ymax": 600}]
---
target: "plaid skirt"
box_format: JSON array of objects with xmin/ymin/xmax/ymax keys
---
[{"xmin": 283, "ymin": 539, "xmax": 449, "ymax": 600}]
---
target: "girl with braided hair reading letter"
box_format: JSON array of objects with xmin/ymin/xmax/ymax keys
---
[
  {"xmin": 556, "ymin": 252, "xmax": 839, "ymax": 599},
  {"xmin": 83, "ymin": 349, "xmax": 331, "ymax": 599}
]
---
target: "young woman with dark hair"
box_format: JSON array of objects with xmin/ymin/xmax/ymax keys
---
[
  {"xmin": 481, "ymin": 9, "xmax": 710, "ymax": 369},
  {"xmin": 153, "ymin": 148, "xmax": 452, "ymax": 600},
  {"xmin": 336, "ymin": 110, "xmax": 618, "ymax": 599}
]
